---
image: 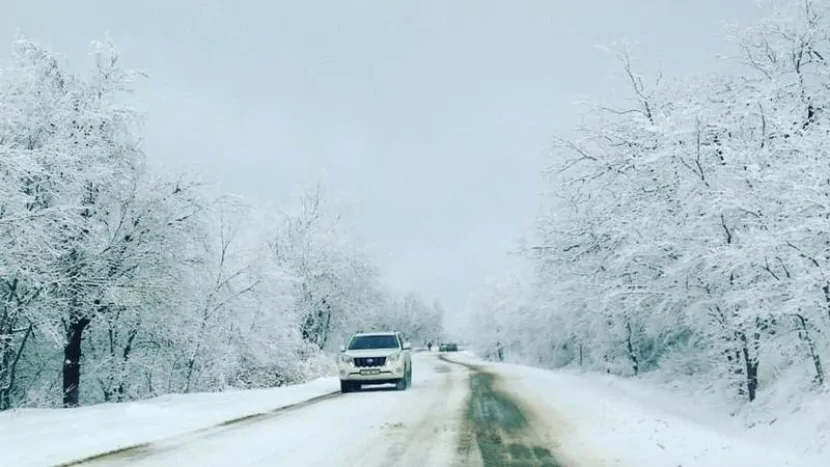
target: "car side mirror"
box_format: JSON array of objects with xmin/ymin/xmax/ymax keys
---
[
  {"xmin": 339, "ymin": 344, "xmax": 346, "ymax": 352},
  {"xmin": 402, "ymin": 342, "xmax": 411, "ymax": 350}
]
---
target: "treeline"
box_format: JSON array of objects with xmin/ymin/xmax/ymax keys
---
[
  {"xmin": 0, "ymin": 38, "xmax": 443, "ymax": 409},
  {"xmin": 468, "ymin": 0, "xmax": 830, "ymax": 403}
]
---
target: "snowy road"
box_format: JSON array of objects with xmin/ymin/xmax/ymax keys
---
[
  {"xmin": 70, "ymin": 352, "xmax": 562, "ymax": 467},
  {"xmin": 3, "ymin": 351, "xmax": 819, "ymax": 466}
]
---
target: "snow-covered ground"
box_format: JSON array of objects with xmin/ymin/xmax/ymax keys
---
[
  {"xmin": 563, "ymin": 364, "xmax": 830, "ymax": 461},
  {"xmin": 0, "ymin": 377, "xmax": 339, "ymax": 467},
  {"xmin": 448, "ymin": 352, "xmax": 825, "ymax": 467},
  {"xmin": 2, "ymin": 351, "xmax": 824, "ymax": 466},
  {"xmin": 79, "ymin": 354, "xmax": 468, "ymax": 467},
  {"xmin": 0, "ymin": 353, "xmax": 471, "ymax": 467}
]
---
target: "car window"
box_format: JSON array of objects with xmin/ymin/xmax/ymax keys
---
[{"xmin": 348, "ymin": 335, "xmax": 400, "ymax": 350}]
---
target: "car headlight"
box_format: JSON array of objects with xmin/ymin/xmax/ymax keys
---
[
  {"xmin": 339, "ymin": 355, "xmax": 353, "ymax": 364},
  {"xmin": 387, "ymin": 352, "xmax": 401, "ymax": 363}
]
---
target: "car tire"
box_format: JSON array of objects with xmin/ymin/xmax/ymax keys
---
[
  {"xmin": 395, "ymin": 376, "xmax": 407, "ymax": 390},
  {"xmin": 340, "ymin": 380, "xmax": 352, "ymax": 393}
]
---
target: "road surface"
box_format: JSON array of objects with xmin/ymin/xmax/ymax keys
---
[{"xmin": 69, "ymin": 352, "xmax": 564, "ymax": 467}]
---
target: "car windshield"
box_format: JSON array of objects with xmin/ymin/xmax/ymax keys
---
[{"xmin": 348, "ymin": 334, "xmax": 400, "ymax": 350}]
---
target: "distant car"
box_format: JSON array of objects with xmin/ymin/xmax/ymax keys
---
[
  {"xmin": 439, "ymin": 342, "xmax": 458, "ymax": 352},
  {"xmin": 337, "ymin": 331, "xmax": 413, "ymax": 393}
]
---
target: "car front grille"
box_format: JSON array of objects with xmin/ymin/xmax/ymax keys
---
[{"xmin": 354, "ymin": 356, "xmax": 386, "ymax": 367}]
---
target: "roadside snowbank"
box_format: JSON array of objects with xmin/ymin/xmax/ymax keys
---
[
  {"xmin": 570, "ymin": 365, "xmax": 830, "ymax": 461},
  {"xmin": 449, "ymin": 352, "xmax": 822, "ymax": 467},
  {"xmin": 0, "ymin": 377, "xmax": 339, "ymax": 467}
]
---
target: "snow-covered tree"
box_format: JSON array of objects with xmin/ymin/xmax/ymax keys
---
[
  {"xmin": 0, "ymin": 37, "xmax": 444, "ymax": 410},
  {"xmin": 467, "ymin": 0, "xmax": 830, "ymax": 404}
]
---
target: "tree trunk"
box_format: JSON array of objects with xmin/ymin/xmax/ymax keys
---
[
  {"xmin": 0, "ymin": 326, "xmax": 11, "ymax": 410},
  {"xmin": 742, "ymin": 345, "xmax": 758, "ymax": 402},
  {"xmin": 738, "ymin": 328, "xmax": 759, "ymax": 403},
  {"xmin": 625, "ymin": 320, "xmax": 639, "ymax": 376},
  {"xmin": 319, "ymin": 299, "xmax": 332, "ymax": 349},
  {"xmin": 116, "ymin": 328, "xmax": 138, "ymax": 401},
  {"xmin": 795, "ymin": 314, "xmax": 824, "ymax": 386},
  {"xmin": 184, "ymin": 306, "xmax": 211, "ymax": 393},
  {"xmin": 183, "ymin": 352, "xmax": 198, "ymax": 394},
  {"xmin": 0, "ymin": 280, "xmax": 22, "ymax": 410},
  {"xmin": 63, "ymin": 318, "xmax": 91, "ymax": 408},
  {"xmin": 0, "ymin": 324, "xmax": 32, "ymax": 410},
  {"xmin": 713, "ymin": 306, "xmax": 749, "ymax": 398}
]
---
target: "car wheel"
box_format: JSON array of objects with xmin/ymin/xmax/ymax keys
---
[
  {"xmin": 340, "ymin": 380, "xmax": 352, "ymax": 393},
  {"xmin": 395, "ymin": 377, "xmax": 407, "ymax": 390}
]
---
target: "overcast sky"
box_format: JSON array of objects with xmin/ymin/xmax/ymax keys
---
[{"xmin": 2, "ymin": 1, "xmax": 763, "ymax": 310}]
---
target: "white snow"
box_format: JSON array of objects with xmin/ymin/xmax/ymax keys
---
[
  {"xmin": 78, "ymin": 353, "xmax": 470, "ymax": 467},
  {"xmin": 567, "ymin": 364, "xmax": 830, "ymax": 461},
  {"xmin": 0, "ymin": 377, "xmax": 339, "ymax": 467},
  {"xmin": 4, "ymin": 351, "xmax": 826, "ymax": 467},
  {"xmin": 450, "ymin": 352, "xmax": 825, "ymax": 467}
]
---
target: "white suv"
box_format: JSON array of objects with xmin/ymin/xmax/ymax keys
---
[{"xmin": 337, "ymin": 331, "xmax": 413, "ymax": 393}]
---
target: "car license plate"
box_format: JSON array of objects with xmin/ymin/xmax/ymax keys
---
[{"xmin": 360, "ymin": 369, "xmax": 380, "ymax": 375}]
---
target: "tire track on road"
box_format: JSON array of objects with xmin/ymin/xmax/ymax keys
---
[
  {"xmin": 59, "ymin": 392, "xmax": 342, "ymax": 467},
  {"xmin": 441, "ymin": 355, "xmax": 564, "ymax": 467},
  {"xmin": 379, "ymin": 360, "xmax": 469, "ymax": 467}
]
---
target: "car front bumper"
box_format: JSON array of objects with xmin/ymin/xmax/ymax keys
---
[{"xmin": 339, "ymin": 361, "xmax": 405, "ymax": 381}]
